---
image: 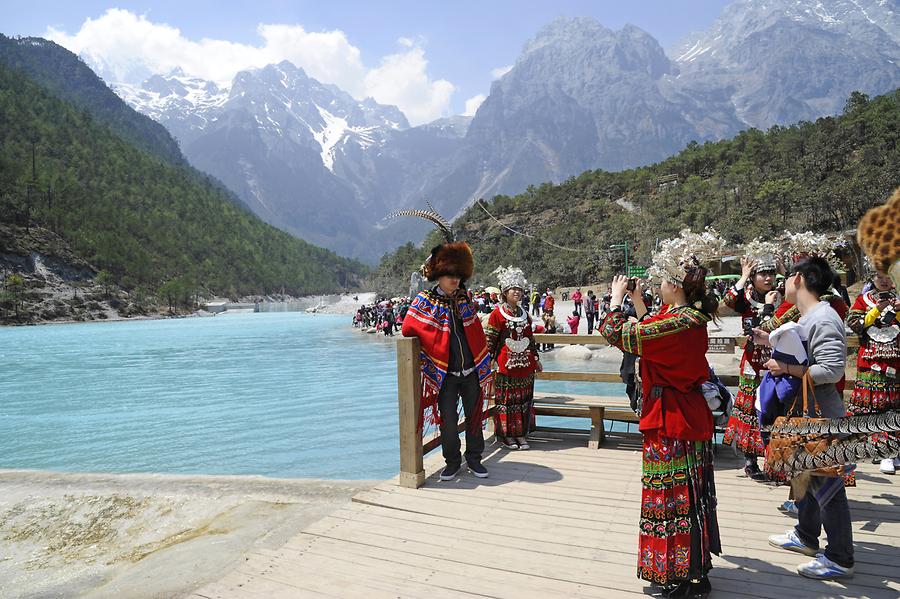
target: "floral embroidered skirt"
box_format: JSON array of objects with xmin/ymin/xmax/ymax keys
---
[
  {"xmin": 639, "ymin": 430, "xmax": 721, "ymax": 586},
  {"xmin": 722, "ymin": 374, "xmax": 766, "ymax": 457},
  {"xmin": 493, "ymin": 372, "xmax": 535, "ymax": 438},
  {"xmin": 847, "ymin": 369, "xmax": 900, "ymax": 415}
]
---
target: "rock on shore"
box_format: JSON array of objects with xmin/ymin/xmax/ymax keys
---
[{"xmin": 0, "ymin": 470, "xmax": 375, "ymax": 599}]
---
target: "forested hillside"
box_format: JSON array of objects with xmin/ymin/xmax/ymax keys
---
[
  {"xmin": 0, "ymin": 62, "xmax": 366, "ymax": 300},
  {"xmin": 371, "ymin": 90, "xmax": 900, "ymax": 294},
  {"xmin": 0, "ymin": 35, "xmax": 185, "ymax": 165}
]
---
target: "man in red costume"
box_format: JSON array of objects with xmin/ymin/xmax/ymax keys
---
[{"xmin": 402, "ymin": 241, "xmax": 493, "ymax": 481}]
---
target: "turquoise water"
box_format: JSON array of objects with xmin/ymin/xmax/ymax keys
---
[{"xmin": 0, "ymin": 314, "xmax": 627, "ymax": 479}]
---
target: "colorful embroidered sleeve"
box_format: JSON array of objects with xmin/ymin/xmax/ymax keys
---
[
  {"xmin": 485, "ymin": 309, "xmax": 503, "ymax": 358},
  {"xmin": 823, "ymin": 294, "xmax": 849, "ymax": 321},
  {"xmin": 759, "ymin": 302, "xmax": 799, "ymax": 332},
  {"xmin": 847, "ymin": 295, "xmax": 878, "ymax": 336},
  {"xmin": 600, "ymin": 309, "xmax": 708, "ymax": 355},
  {"xmin": 723, "ymin": 285, "xmax": 747, "ymax": 312}
]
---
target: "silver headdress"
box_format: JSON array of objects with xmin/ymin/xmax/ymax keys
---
[
  {"xmin": 646, "ymin": 228, "xmax": 727, "ymax": 285},
  {"xmin": 778, "ymin": 231, "xmax": 843, "ymax": 270},
  {"xmin": 493, "ymin": 266, "xmax": 528, "ymax": 293},
  {"xmin": 741, "ymin": 238, "xmax": 780, "ymax": 274}
]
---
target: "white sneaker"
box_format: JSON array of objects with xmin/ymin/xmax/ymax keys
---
[
  {"xmin": 797, "ymin": 553, "xmax": 854, "ymax": 580},
  {"xmin": 880, "ymin": 458, "xmax": 896, "ymax": 474},
  {"xmin": 768, "ymin": 530, "xmax": 818, "ymax": 556},
  {"xmin": 516, "ymin": 437, "xmax": 530, "ymax": 450}
]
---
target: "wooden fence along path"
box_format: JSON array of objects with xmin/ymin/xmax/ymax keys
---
[{"xmin": 192, "ymin": 335, "xmax": 899, "ymax": 599}]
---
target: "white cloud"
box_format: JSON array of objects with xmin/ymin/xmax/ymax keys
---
[
  {"xmin": 463, "ymin": 94, "xmax": 486, "ymax": 117},
  {"xmin": 364, "ymin": 46, "xmax": 455, "ymax": 125},
  {"xmin": 45, "ymin": 9, "xmax": 454, "ymax": 125},
  {"xmin": 491, "ymin": 64, "xmax": 513, "ymax": 79}
]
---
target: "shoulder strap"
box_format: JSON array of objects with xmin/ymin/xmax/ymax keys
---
[{"xmin": 801, "ymin": 370, "xmax": 820, "ymax": 416}]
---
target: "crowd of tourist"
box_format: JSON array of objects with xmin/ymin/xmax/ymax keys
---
[
  {"xmin": 373, "ymin": 191, "xmax": 900, "ymax": 597},
  {"xmin": 352, "ymin": 298, "xmax": 410, "ymax": 336}
]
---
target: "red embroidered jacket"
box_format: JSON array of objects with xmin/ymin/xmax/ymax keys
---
[
  {"xmin": 485, "ymin": 306, "xmax": 539, "ymax": 377},
  {"xmin": 600, "ymin": 305, "xmax": 713, "ymax": 441},
  {"xmin": 846, "ymin": 291, "xmax": 900, "ymax": 372}
]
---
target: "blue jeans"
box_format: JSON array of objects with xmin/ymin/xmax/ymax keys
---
[{"xmin": 794, "ymin": 476, "xmax": 854, "ymax": 568}]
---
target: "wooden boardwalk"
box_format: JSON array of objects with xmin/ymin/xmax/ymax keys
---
[{"xmin": 191, "ymin": 433, "xmax": 900, "ymax": 599}]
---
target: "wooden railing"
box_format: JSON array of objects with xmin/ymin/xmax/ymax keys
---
[{"xmin": 397, "ymin": 333, "xmax": 860, "ymax": 488}]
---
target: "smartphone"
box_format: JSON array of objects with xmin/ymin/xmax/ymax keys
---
[
  {"xmin": 742, "ymin": 316, "xmax": 757, "ymax": 336},
  {"xmin": 626, "ymin": 278, "xmax": 637, "ymax": 292}
]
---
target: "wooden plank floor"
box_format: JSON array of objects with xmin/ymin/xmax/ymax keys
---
[{"xmin": 190, "ymin": 433, "xmax": 900, "ymax": 599}]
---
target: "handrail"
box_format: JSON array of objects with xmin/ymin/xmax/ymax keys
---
[
  {"xmin": 396, "ymin": 337, "xmax": 424, "ymax": 488},
  {"xmin": 532, "ymin": 333, "xmax": 859, "ymax": 350},
  {"xmin": 397, "ymin": 330, "xmax": 861, "ymax": 488}
]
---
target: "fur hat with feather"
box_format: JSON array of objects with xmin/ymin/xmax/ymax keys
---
[{"xmin": 388, "ymin": 202, "xmax": 475, "ymax": 282}]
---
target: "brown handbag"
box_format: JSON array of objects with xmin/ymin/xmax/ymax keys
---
[{"xmin": 766, "ymin": 371, "xmax": 844, "ymax": 478}]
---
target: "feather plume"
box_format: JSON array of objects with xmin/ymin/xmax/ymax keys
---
[{"xmin": 388, "ymin": 208, "xmax": 454, "ymax": 243}]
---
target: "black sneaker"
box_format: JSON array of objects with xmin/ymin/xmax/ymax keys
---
[
  {"xmin": 439, "ymin": 464, "xmax": 461, "ymax": 481},
  {"xmin": 467, "ymin": 461, "xmax": 489, "ymax": 478}
]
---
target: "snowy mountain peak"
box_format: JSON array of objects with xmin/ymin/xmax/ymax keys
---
[
  {"xmin": 114, "ymin": 60, "xmax": 411, "ymax": 175},
  {"xmin": 113, "ymin": 71, "xmax": 228, "ymax": 140},
  {"xmin": 671, "ymin": 0, "xmax": 900, "ymax": 63}
]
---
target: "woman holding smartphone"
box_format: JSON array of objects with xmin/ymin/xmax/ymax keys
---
[
  {"xmin": 846, "ymin": 270, "xmax": 900, "ymax": 474},
  {"xmin": 599, "ymin": 229, "xmax": 725, "ymax": 598}
]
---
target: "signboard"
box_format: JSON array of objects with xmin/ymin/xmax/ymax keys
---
[
  {"xmin": 707, "ymin": 337, "xmax": 736, "ymax": 354},
  {"xmin": 627, "ymin": 266, "xmax": 647, "ymax": 278}
]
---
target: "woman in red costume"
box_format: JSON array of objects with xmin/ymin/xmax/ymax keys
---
[
  {"xmin": 722, "ymin": 242, "xmax": 784, "ymax": 478},
  {"xmin": 485, "ymin": 266, "xmax": 542, "ymax": 450},
  {"xmin": 600, "ymin": 228, "xmax": 724, "ymax": 599},
  {"xmin": 846, "ymin": 269, "xmax": 900, "ymax": 474}
]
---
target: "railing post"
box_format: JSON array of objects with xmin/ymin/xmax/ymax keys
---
[{"xmin": 397, "ymin": 337, "xmax": 425, "ymax": 488}]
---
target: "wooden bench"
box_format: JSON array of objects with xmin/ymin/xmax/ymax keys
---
[{"xmin": 532, "ymin": 392, "xmax": 635, "ymax": 449}]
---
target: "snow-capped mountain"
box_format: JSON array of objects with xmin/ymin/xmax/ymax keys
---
[
  {"xmin": 670, "ymin": 0, "xmax": 900, "ymax": 127},
  {"xmin": 113, "ymin": 0, "xmax": 900, "ymax": 260},
  {"xmin": 116, "ymin": 61, "xmax": 423, "ymax": 258},
  {"xmin": 116, "ymin": 62, "xmax": 408, "ymax": 176},
  {"xmin": 114, "ymin": 68, "xmax": 228, "ymax": 145}
]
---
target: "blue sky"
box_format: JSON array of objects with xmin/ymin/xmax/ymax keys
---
[{"xmin": 1, "ymin": 1, "xmax": 734, "ymax": 123}]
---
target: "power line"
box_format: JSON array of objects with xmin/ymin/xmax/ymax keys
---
[{"xmin": 475, "ymin": 200, "xmax": 595, "ymax": 253}]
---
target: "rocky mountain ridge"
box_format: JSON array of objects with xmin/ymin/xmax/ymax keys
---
[{"xmin": 111, "ymin": 0, "xmax": 900, "ymax": 260}]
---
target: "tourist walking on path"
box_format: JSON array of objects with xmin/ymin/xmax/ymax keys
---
[
  {"xmin": 383, "ymin": 301, "xmax": 395, "ymax": 336},
  {"xmin": 543, "ymin": 291, "xmax": 555, "ymax": 315},
  {"xmin": 485, "ymin": 266, "xmax": 542, "ymax": 450},
  {"xmin": 397, "ymin": 219, "xmax": 493, "ymax": 481},
  {"xmin": 846, "ymin": 269, "xmax": 900, "ymax": 474},
  {"xmin": 530, "ymin": 288, "xmax": 540, "ymax": 316},
  {"xmin": 765, "ymin": 257, "xmax": 855, "ymax": 580},
  {"xmin": 599, "ymin": 229, "xmax": 724, "ymax": 598},
  {"xmin": 722, "ymin": 245, "xmax": 784, "ymax": 479},
  {"xmin": 584, "ymin": 290, "xmax": 597, "ymax": 334},
  {"xmin": 572, "ymin": 288, "xmax": 583, "ymax": 315}
]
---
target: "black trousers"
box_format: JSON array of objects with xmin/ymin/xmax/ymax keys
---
[
  {"xmin": 586, "ymin": 313, "xmax": 595, "ymax": 333},
  {"xmin": 438, "ymin": 371, "xmax": 484, "ymax": 468}
]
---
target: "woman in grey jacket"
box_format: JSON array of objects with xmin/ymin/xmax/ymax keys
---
[{"xmin": 760, "ymin": 257, "xmax": 854, "ymax": 580}]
